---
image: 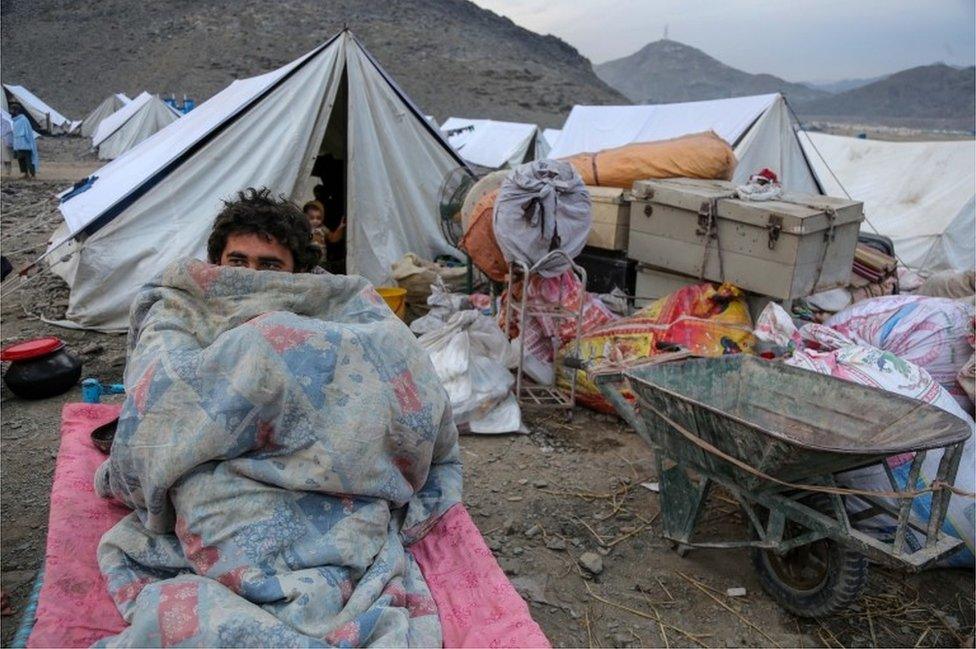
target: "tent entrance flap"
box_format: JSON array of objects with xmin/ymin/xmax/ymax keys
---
[{"xmin": 308, "ymin": 68, "xmax": 349, "ymax": 273}]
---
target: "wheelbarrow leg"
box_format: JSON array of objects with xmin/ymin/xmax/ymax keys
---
[{"xmin": 659, "ymin": 460, "xmax": 711, "ymax": 556}]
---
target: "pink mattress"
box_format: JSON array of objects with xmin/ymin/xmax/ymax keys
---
[{"xmin": 27, "ymin": 403, "xmax": 548, "ymax": 648}]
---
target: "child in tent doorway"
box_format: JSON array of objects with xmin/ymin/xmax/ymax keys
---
[{"xmin": 303, "ymin": 200, "xmax": 346, "ymax": 274}]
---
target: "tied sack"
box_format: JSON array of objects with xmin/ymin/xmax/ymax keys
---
[{"xmin": 492, "ymin": 159, "xmax": 591, "ymax": 277}]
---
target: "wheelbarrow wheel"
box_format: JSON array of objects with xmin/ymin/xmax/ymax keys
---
[{"xmin": 751, "ymin": 535, "xmax": 868, "ymax": 618}]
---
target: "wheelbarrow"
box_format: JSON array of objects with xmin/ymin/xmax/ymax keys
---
[{"xmin": 567, "ymin": 354, "xmax": 972, "ymax": 617}]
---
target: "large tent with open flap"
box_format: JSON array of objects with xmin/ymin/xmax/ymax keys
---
[
  {"xmin": 441, "ymin": 117, "xmax": 541, "ymax": 169},
  {"xmin": 44, "ymin": 30, "xmax": 469, "ymax": 331},
  {"xmin": 78, "ymin": 93, "xmax": 131, "ymax": 139},
  {"xmin": 2, "ymin": 84, "xmax": 73, "ymax": 134},
  {"xmin": 548, "ymin": 93, "xmax": 821, "ymax": 193},
  {"xmin": 92, "ymin": 91, "xmax": 182, "ymax": 159},
  {"xmin": 799, "ymin": 131, "xmax": 975, "ymax": 273}
]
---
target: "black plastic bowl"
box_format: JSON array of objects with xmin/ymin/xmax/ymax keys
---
[
  {"xmin": 91, "ymin": 418, "xmax": 118, "ymax": 454},
  {"xmin": 2, "ymin": 343, "xmax": 82, "ymax": 399}
]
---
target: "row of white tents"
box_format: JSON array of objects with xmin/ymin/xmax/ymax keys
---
[
  {"xmin": 444, "ymin": 93, "xmax": 973, "ymax": 273},
  {"xmin": 18, "ymin": 29, "xmax": 972, "ymax": 333},
  {"xmin": 441, "ymin": 117, "xmax": 544, "ymax": 169},
  {"xmin": 1, "ymin": 85, "xmax": 181, "ymax": 159},
  {"xmin": 90, "ymin": 92, "xmax": 181, "ymax": 160}
]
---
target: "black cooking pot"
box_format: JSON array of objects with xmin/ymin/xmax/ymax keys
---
[{"xmin": 1, "ymin": 337, "xmax": 82, "ymax": 399}]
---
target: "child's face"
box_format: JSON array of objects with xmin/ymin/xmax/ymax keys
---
[{"xmin": 306, "ymin": 208, "xmax": 324, "ymax": 228}]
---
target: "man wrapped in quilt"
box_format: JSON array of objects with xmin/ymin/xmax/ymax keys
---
[{"xmin": 93, "ymin": 189, "xmax": 462, "ymax": 647}]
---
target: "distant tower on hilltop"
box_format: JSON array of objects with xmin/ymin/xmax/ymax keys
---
[{"xmin": 663, "ymin": 24, "xmax": 669, "ymax": 40}]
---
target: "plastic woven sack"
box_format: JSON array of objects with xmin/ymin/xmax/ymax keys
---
[
  {"xmin": 825, "ymin": 295, "xmax": 975, "ymax": 409},
  {"xmin": 558, "ymin": 283, "xmax": 755, "ymax": 412},
  {"xmin": 392, "ymin": 253, "xmax": 467, "ymax": 323},
  {"xmin": 560, "ymin": 131, "xmax": 736, "ymax": 189}
]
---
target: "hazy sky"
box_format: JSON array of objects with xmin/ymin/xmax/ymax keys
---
[{"xmin": 471, "ymin": 0, "xmax": 976, "ymax": 82}]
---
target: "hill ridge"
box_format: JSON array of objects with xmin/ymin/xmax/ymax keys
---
[
  {"xmin": 0, "ymin": 0, "xmax": 627, "ymax": 128},
  {"xmin": 594, "ymin": 39, "xmax": 827, "ymax": 106}
]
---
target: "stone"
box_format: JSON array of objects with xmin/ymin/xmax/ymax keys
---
[
  {"xmin": 524, "ymin": 524, "xmax": 542, "ymax": 539},
  {"xmin": 486, "ymin": 537, "xmax": 502, "ymax": 552},
  {"xmin": 726, "ymin": 587, "xmax": 747, "ymax": 597},
  {"xmin": 80, "ymin": 343, "xmax": 104, "ymax": 355},
  {"xmin": 498, "ymin": 558, "xmax": 520, "ymax": 576},
  {"xmin": 545, "ymin": 537, "xmax": 567, "ymax": 551},
  {"xmin": 518, "ymin": 478, "xmax": 528, "ymax": 485},
  {"xmin": 510, "ymin": 576, "xmax": 548, "ymax": 604},
  {"xmin": 502, "ymin": 516, "xmax": 518, "ymax": 535},
  {"xmin": 578, "ymin": 552, "xmax": 604, "ymax": 575},
  {"xmin": 533, "ymin": 480, "xmax": 549, "ymax": 488}
]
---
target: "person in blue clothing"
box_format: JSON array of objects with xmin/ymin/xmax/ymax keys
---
[{"xmin": 9, "ymin": 103, "xmax": 38, "ymax": 179}]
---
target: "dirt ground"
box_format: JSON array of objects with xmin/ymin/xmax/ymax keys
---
[{"xmin": 0, "ymin": 139, "xmax": 974, "ymax": 647}]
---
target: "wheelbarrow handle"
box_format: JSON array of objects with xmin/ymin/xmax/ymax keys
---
[{"xmin": 563, "ymin": 356, "xmax": 649, "ymax": 440}]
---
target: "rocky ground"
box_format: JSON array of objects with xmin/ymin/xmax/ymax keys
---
[{"xmin": 0, "ymin": 140, "xmax": 974, "ymax": 647}]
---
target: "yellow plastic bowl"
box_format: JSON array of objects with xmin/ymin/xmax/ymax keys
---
[{"xmin": 376, "ymin": 287, "xmax": 407, "ymax": 319}]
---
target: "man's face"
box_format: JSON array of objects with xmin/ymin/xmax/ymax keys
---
[{"xmin": 219, "ymin": 232, "xmax": 295, "ymax": 272}]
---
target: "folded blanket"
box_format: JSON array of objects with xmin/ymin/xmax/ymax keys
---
[{"xmin": 94, "ymin": 259, "xmax": 462, "ymax": 647}]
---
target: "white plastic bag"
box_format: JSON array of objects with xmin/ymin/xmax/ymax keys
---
[
  {"xmin": 418, "ymin": 310, "xmax": 524, "ymax": 434},
  {"xmin": 409, "ymin": 277, "xmax": 471, "ymax": 335}
]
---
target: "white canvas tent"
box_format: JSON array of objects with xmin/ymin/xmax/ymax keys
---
[
  {"xmin": 541, "ymin": 128, "xmax": 562, "ymax": 156},
  {"xmin": 548, "ymin": 93, "xmax": 821, "ymax": 193},
  {"xmin": 92, "ymin": 92, "xmax": 182, "ymax": 159},
  {"xmin": 441, "ymin": 117, "xmax": 541, "ymax": 169},
  {"xmin": 45, "ymin": 30, "xmax": 469, "ymax": 331},
  {"xmin": 800, "ymin": 131, "xmax": 975, "ymax": 272},
  {"xmin": 79, "ymin": 93, "xmax": 131, "ymax": 139},
  {"xmin": 2, "ymin": 84, "xmax": 72, "ymax": 134}
]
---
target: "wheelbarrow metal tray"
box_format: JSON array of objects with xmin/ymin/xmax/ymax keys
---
[{"xmin": 625, "ymin": 356, "xmax": 971, "ymax": 491}]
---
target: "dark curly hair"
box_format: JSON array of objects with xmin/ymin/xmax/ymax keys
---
[{"xmin": 207, "ymin": 187, "xmax": 322, "ymax": 272}]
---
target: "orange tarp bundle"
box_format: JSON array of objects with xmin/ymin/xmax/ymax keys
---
[
  {"xmin": 561, "ymin": 131, "xmax": 737, "ymax": 189},
  {"xmin": 459, "ymin": 188, "xmax": 508, "ymax": 283}
]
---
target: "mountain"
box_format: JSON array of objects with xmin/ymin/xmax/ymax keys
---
[
  {"xmin": 0, "ymin": 0, "xmax": 626, "ymax": 127},
  {"xmin": 595, "ymin": 39, "xmax": 828, "ymax": 106},
  {"xmin": 806, "ymin": 75, "xmax": 888, "ymax": 94},
  {"xmin": 797, "ymin": 64, "xmax": 975, "ymax": 130}
]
